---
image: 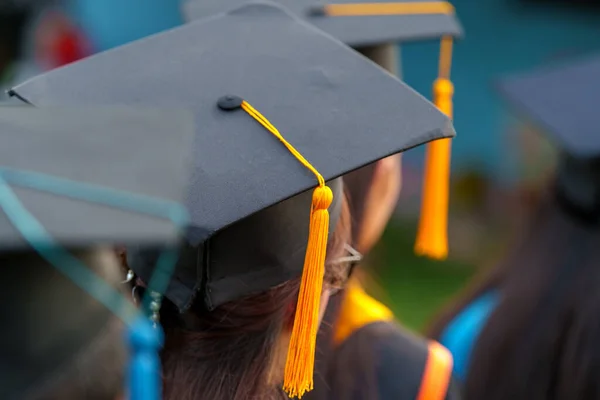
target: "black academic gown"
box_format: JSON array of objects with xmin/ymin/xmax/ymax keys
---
[{"xmin": 306, "ymin": 281, "xmax": 462, "ymax": 400}]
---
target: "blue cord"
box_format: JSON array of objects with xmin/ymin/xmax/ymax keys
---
[
  {"xmin": 0, "ymin": 167, "xmax": 189, "ymax": 310},
  {"xmin": 0, "ymin": 168, "xmax": 190, "ymax": 400},
  {"xmin": 0, "ymin": 167, "xmax": 188, "ymax": 224}
]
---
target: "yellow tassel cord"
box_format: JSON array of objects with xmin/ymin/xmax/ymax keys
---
[
  {"xmin": 325, "ymin": 2, "xmax": 455, "ymax": 260},
  {"xmin": 240, "ymin": 101, "xmax": 332, "ymax": 399},
  {"xmin": 414, "ymin": 36, "xmax": 454, "ymax": 260},
  {"xmin": 323, "ymin": 1, "xmax": 454, "ymax": 16}
]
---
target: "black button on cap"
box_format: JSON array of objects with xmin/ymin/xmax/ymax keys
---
[
  {"xmin": 217, "ymin": 95, "xmax": 243, "ymax": 111},
  {"xmin": 307, "ymin": 7, "xmax": 326, "ymax": 16}
]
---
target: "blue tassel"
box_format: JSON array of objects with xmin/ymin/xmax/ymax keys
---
[{"xmin": 128, "ymin": 317, "xmax": 164, "ymax": 400}]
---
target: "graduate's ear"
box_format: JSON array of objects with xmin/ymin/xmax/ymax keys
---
[{"xmin": 33, "ymin": 10, "xmax": 92, "ymax": 69}]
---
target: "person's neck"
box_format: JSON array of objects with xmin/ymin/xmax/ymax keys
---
[{"xmin": 266, "ymin": 329, "xmax": 290, "ymax": 385}]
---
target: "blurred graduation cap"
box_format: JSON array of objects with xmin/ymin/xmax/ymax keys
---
[
  {"xmin": 0, "ymin": 106, "xmax": 194, "ymax": 249},
  {"xmin": 182, "ymin": 0, "xmax": 463, "ymax": 47},
  {"xmin": 183, "ymin": 0, "xmax": 460, "ymax": 260},
  {"xmin": 0, "ymin": 106, "xmax": 194, "ymax": 399},
  {"xmin": 497, "ymin": 54, "xmax": 600, "ymax": 222},
  {"xmin": 9, "ymin": 2, "xmax": 455, "ymax": 396}
]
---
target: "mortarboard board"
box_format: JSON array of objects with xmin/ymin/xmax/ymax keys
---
[
  {"xmin": 0, "ymin": 106, "xmax": 194, "ymax": 249},
  {"xmin": 183, "ymin": 0, "xmax": 460, "ymax": 260},
  {"xmin": 9, "ymin": 3, "xmax": 455, "ymax": 396},
  {"xmin": 496, "ymin": 54, "xmax": 600, "ymax": 222},
  {"xmin": 0, "ymin": 106, "xmax": 194, "ymax": 400}
]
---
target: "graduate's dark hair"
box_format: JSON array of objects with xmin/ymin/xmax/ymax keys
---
[
  {"xmin": 160, "ymin": 194, "xmax": 352, "ymax": 400},
  {"xmin": 428, "ymin": 189, "xmax": 600, "ymax": 400}
]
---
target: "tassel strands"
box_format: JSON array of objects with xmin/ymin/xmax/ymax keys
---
[{"xmin": 283, "ymin": 185, "xmax": 332, "ymax": 398}]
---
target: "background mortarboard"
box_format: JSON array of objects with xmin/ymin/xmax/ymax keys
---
[
  {"xmin": 497, "ymin": 54, "xmax": 600, "ymax": 159},
  {"xmin": 0, "ymin": 106, "xmax": 194, "ymax": 400},
  {"xmin": 496, "ymin": 53, "xmax": 600, "ymax": 221},
  {"xmin": 182, "ymin": 0, "xmax": 463, "ymax": 48},
  {"xmin": 10, "ymin": 1, "xmax": 455, "ymax": 310},
  {"xmin": 183, "ymin": 0, "xmax": 462, "ymax": 259},
  {"xmin": 0, "ymin": 106, "xmax": 194, "ymax": 249}
]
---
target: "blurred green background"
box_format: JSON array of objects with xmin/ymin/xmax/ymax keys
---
[
  {"xmin": 364, "ymin": 220, "xmax": 475, "ymax": 333},
  {"xmin": 363, "ymin": 123, "xmax": 557, "ymax": 333}
]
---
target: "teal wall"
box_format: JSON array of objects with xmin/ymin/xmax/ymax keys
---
[{"xmin": 400, "ymin": 1, "xmax": 600, "ymax": 182}]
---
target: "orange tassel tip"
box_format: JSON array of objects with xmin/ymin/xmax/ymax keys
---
[{"xmin": 415, "ymin": 36, "xmax": 455, "ymax": 260}]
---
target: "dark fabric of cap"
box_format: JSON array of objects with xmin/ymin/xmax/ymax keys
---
[{"xmin": 10, "ymin": 2, "xmax": 455, "ymax": 310}]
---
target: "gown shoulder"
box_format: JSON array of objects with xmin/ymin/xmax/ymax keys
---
[{"xmin": 309, "ymin": 281, "xmax": 459, "ymax": 400}]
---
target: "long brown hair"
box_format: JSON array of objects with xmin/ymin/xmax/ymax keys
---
[
  {"xmin": 160, "ymin": 195, "xmax": 352, "ymax": 400},
  {"xmin": 429, "ymin": 192, "xmax": 600, "ymax": 400}
]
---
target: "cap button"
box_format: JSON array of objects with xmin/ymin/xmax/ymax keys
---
[
  {"xmin": 307, "ymin": 6, "xmax": 326, "ymax": 16},
  {"xmin": 217, "ymin": 95, "xmax": 243, "ymax": 111}
]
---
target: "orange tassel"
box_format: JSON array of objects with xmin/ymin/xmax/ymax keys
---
[
  {"xmin": 414, "ymin": 34, "xmax": 454, "ymax": 260},
  {"xmin": 283, "ymin": 185, "xmax": 332, "ymax": 398},
  {"xmin": 236, "ymin": 99, "xmax": 332, "ymax": 398},
  {"xmin": 319, "ymin": 1, "xmax": 456, "ymax": 261},
  {"xmin": 414, "ymin": 78, "xmax": 453, "ymax": 260}
]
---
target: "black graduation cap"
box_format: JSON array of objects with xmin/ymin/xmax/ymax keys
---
[
  {"xmin": 497, "ymin": 54, "xmax": 600, "ymax": 222},
  {"xmin": 9, "ymin": 3, "xmax": 455, "ymax": 396},
  {"xmin": 183, "ymin": 2, "xmax": 461, "ymax": 259},
  {"xmin": 182, "ymin": 0, "xmax": 463, "ymax": 47},
  {"xmin": 185, "ymin": 0, "xmax": 462, "ymax": 260},
  {"xmin": 0, "ymin": 106, "xmax": 194, "ymax": 399}
]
